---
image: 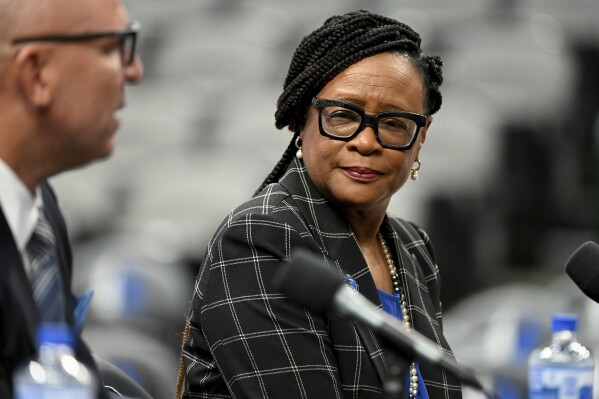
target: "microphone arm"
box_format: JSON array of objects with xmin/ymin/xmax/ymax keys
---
[
  {"xmin": 332, "ymin": 284, "xmax": 489, "ymax": 394},
  {"xmin": 274, "ymin": 248, "xmax": 499, "ymax": 399}
]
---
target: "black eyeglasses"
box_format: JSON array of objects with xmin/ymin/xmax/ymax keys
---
[
  {"xmin": 11, "ymin": 21, "xmax": 140, "ymax": 66},
  {"xmin": 311, "ymin": 98, "xmax": 428, "ymax": 151}
]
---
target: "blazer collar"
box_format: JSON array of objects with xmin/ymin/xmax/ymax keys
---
[{"xmin": 0, "ymin": 205, "xmax": 39, "ymax": 347}]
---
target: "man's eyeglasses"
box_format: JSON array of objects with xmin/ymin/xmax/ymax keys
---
[
  {"xmin": 311, "ymin": 98, "xmax": 428, "ymax": 151},
  {"xmin": 11, "ymin": 21, "xmax": 140, "ymax": 66}
]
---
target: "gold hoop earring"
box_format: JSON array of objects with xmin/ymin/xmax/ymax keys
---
[
  {"xmin": 295, "ymin": 136, "xmax": 303, "ymax": 159},
  {"xmin": 410, "ymin": 158, "xmax": 421, "ymax": 181}
]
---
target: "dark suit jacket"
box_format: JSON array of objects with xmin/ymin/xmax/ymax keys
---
[
  {"xmin": 0, "ymin": 181, "xmax": 105, "ymax": 399},
  {"xmin": 182, "ymin": 159, "xmax": 463, "ymax": 398}
]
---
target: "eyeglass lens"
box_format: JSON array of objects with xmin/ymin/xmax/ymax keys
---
[
  {"xmin": 320, "ymin": 105, "xmax": 418, "ymax": 147},
  {"xmin": 119, "ymin": 33, "xmax": 136, "ymax": 65}
]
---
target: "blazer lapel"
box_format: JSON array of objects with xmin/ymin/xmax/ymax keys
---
[
  {"xmin": 0, "ymin": 206, "xmax": 39, "ymax": 348},
  {"xmin": 333, "ymin": 237, "xmax": 392, "ymax": 381},
  {"xmin": 386, "ymin": 218, "xmax": 451, "ymax": 350},
  {"xmin": 385, "ymin": 218, "xmax": 459, "ymax": 394}
]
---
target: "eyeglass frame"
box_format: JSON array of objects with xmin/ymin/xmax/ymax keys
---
[
  {"xmin": 11, "ymin": 21, "xmax": 140, "ymax": 66},
  {"xmin": 311, "ymin": 97, "xmax": 428, "ymax": 151}
]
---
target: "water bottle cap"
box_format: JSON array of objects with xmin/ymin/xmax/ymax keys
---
[
  {"xmin": 551, "ymin": 313, "xmax": 578, "ymax": 333},
  {"xmin": 37, "ymin": 323, "xmax": 75, "ymax": 347}
]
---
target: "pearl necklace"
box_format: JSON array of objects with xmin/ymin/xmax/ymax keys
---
[{"xmin": 378, "ymin": 233, "xmax": 419, "ymax": 398}]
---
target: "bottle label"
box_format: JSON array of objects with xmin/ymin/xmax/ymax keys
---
[
  {"xmin": 14, "ymin": 384, "xmax": 94, "ymax": 399},
  {"xmin": 529, "ymin": 365, "xmax": 594, "ymax": 399}
]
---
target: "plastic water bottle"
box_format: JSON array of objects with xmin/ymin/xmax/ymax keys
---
[
  {"xmin": 13, "ymin": 323, "xmax": 96, "ymax": 399},
  {"xmin": 528, "ymin": 313, "xmax": 595, "ymax": 399}
]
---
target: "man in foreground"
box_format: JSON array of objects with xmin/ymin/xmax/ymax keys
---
[{"xmin": 0, "ymin": 0, "xmax": 144, "ymax": 396}]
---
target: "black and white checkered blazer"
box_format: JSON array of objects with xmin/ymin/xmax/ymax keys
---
[{"xmin": 181, "ymin": 158, "xmax": 463, "ymax": 399}]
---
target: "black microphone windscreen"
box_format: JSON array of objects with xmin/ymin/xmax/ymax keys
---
[
  {"xmin": 565, "ymin": 241, "xmax": 599, "ymax": 303},
  {"xmin": 273, "ymin": 248, "xmax": 344, "ymax": 313}
]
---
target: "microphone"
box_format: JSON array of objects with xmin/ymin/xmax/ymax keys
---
[
  {"xmin": 273, "ymin": 248, "xmax": 492, "ymax": 395},
  {"xmin": 565, "ymin": 241, "xmax": 599, "ymax": 303}
]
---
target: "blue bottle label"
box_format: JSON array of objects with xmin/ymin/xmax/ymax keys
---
[
  {"xmin": 529, "ymin": 365, "xmax": 594, "ymax": 399},
  {"xmin": 15, "ymin": 385, "xmax": 93, "ymax": 399}
]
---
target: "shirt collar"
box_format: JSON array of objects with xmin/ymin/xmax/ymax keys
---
[{"xmin": 0, "ymin": 158, "xmax": 42, "ymax": 252}]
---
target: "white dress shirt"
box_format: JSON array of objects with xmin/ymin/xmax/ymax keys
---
[{"xmin": 0, "ymin": 158, "xmax": 42, "ymax": 277}]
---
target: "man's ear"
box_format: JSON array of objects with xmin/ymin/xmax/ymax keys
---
[{"xmin": 14, "ymin": 45, "xmax": 54, "ymax": 108}]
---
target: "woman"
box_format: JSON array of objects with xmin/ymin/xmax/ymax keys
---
[{"xmin": 179, "ymin": 10, "xmax": 462, "ymax": 399}]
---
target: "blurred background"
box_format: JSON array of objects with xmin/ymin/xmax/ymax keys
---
[{"xmin": 49, "ymin": 0, "xmax": 598, "ymax": 398}]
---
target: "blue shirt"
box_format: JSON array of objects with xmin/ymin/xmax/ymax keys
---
[{"xmin": 377, "ymin": 289, "xmax": 430, "ymax": 399}]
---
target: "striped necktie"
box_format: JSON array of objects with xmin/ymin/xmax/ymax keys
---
[{"xmin": 26, "ymin": 213, "xmax": 66, "ymax": 322}]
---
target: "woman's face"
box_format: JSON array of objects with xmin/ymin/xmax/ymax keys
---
[{"xmin": 300, "ymin": 52, "xmax": 432, "ymax": 212}]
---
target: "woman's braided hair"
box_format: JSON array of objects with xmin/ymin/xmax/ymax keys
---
[{"xmin": 254, "ymin": 9, "xmax": 443, "ymax": 195}]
